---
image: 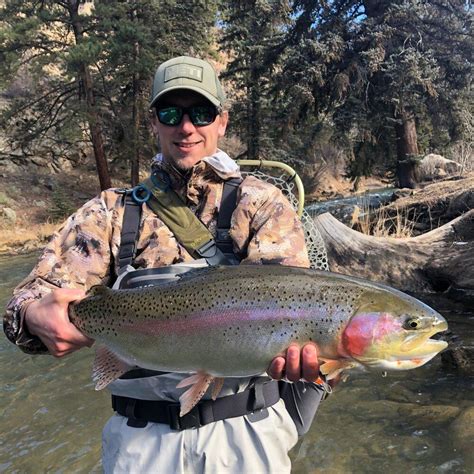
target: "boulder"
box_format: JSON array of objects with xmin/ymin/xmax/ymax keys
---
[
  {"xmin": 417, "ymin": 154, "xmax": 462, "ymax": 182},
  {"xmin": 30, "ymin": 156, "xmax": 49, "ymax": 167},
  {"xmin": 1, "ymin": 207, "xmax": 17, "ymax": 224},
  {"xmin": 53, "ymin": 156, "xmax": 74, "ymax": 172},
  {"xmin": 449, "ymin": 407, "xmax": 474, "ymax": 469},
  {"xmin": 397, "ymin": 404, "xmax": 461, "ymax": 428}
]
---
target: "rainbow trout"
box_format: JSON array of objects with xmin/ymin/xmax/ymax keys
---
[{"xmin": 69, "ymin": 265, "xmax": 448, "ymax": 415}]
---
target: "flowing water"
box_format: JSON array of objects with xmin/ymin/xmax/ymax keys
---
[{"xmin": 1, "ymin": 254, "xmax": 473, "ymax": 473}]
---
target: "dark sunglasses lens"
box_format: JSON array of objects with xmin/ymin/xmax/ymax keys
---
[
  {"xmin": 190, "ymin": 106, "xmax": 217, "ymax": 126},
  {"xmin": 157, "ymin": 107, "xmax": 182, "ymax": 125}
]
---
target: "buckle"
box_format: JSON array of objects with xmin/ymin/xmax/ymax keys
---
[
  {"xmin": 216, "ymin": 229, "xmax": 230, "ymax": 242},
  {"xmin": 196, "ymin": 239, "xmax": 217, "ymax": 259},
  {"xmin": 167, "ymin": 404, "xmax": 202, "ymax": 430},
  {"xmin": 132, "ymin": 185, "xmax": 152, "ymax": 203}
]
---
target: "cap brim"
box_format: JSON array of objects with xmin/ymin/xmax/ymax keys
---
[{"xmin": 149, "ymin": 85, "xmax": 221, "ymax": 109}]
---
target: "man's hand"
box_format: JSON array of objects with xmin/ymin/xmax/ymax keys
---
[
  {"xmin": 24, "ymin": 288, "xmax": 94, "ymax": 357},
  {"xmin": 268, "ymin": 343, "xmax": 320, "ymax": 382}
]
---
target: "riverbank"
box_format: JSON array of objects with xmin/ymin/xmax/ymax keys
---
[
  {"xmin": 1, "ymin": 160, "xmax": 473, "ymax": 255},
  {"xmin": 0, "ymin": 163, "xmax": 129, "ymax": 255}
]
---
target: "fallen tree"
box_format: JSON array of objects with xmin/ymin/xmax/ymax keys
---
[
  {"xmin": 380, "ymin": 174, "xmax": 474, "ymax": 233},
  {"xmin": 314, "ymin": 209, "xmax": 474, "ymax": 299}
]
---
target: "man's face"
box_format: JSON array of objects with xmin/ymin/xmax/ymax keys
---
[{"xmin": 150, "ymin": 90, "xmax": 228, "ymax": 171}]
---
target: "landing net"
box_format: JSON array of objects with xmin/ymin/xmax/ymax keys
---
[{"xmin": 239, "ymin": 167, "xmax": 329, "ymax": 271}]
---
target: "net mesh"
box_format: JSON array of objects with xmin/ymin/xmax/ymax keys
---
[{"xmin": 241, "ymin": 169, "xmax": 329, "ymax": 271}]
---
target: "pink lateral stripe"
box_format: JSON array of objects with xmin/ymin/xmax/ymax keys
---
[{"xmin": 121, "ymin": 308, "xmax": 316, "ymax": 335}]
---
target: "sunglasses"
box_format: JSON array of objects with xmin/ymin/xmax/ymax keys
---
[{"xmin": 155, "ymin": 105, "xmax": 218, "ymax": 127}]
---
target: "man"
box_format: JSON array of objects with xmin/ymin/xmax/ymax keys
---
[{"xmin": 4, "ymin": 56, "xmax": 323, "ymax": 473}]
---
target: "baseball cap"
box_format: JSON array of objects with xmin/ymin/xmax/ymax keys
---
[{"xmin": 149, "ymin": 56, "xmax": 226, "ymax": 110}]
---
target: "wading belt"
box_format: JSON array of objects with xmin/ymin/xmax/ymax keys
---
[
  {"xmin": 117, "ymin": 172, "xmax": 242, "ymax": 271},
  {"xmin": 111, "ymin": 380, "xmax": 280, "ymax": 429}
]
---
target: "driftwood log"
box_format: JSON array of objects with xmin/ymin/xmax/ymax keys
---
[{"xmin": 314, "ymin": 209, "xmax": 474, "ymax": 300}]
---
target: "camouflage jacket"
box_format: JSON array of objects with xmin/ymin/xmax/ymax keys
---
[{"xmin": 4, "ymin": 151, "xmax": 309, "ymax": 354}]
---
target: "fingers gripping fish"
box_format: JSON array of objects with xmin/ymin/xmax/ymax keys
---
[{"xmin": 68, "ymin": 266, "xmax": 448, "ymax": 416}]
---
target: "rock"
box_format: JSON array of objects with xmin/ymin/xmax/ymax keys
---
[
  {"xmin": 384, "ymin": 384, "xmax": 430, "ymax": 404},
  {"xmin": 30, "ymin": 156, "xmax": 49, "ymax": 167},
  {"xmin": 349, "ymin": 400, "xmax": 402, "ymax": 421},
  {"xmin": 400, "ymin": 435, "xmax": 436, "ymax": 461},
  {"xmin": 449, "ymin": 407, "xmax": 474, "ymax": 469},
  {"xmin": 417, "ymin": 154, "xmax": 462, "ymax": 182},
  {"xmin": 441, "ymin": 343, "xmax": 474, "ymax": 374},
  {"xmin": 390, "ymin": 189, "xmax": 416, "ymax": 201},
  {"xmin": 53, "ymin": 156, "xmax": 74, "ymax": 172},
  {"xmin": 0, "ymin": 159, "xmax": 21, "ymax": 174},
  {"xmin": 0, "ymin": 191, "xmax": 10, "ymax": 205},
  {"xmin": 44, "ymin": 178, "xmax": 55, "ymax": 191},
  {"xmin": 33, "ymin": 200, "xmax": 47, "ymax": 208},
  {"xmin": 366, "ymin": 434, "xmax": 436, "ymax": 461},
  {"xmin": 397, "ymin": 404, "xmax": 461, "ymax": 428},
  {"xmin": 1, "ymin": 207, "xmax": 17, "ymax": 224},
  {"xmin": 449, "ymin": 406, "xmax": 474, "ymax": 449}
]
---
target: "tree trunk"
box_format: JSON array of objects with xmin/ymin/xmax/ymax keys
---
[
  {"xmin": 313, "ymin": 210, "xmax": 474, "ymax": 299},
  {"xmin": 81, "ymin": 65, "xmax": 112, "ymax": 190},
  {"xmin": 69, "ymin": 1, "xmax": 111, "ymax": 190},
  {"xmin": 130, "ymin": 8, "xmax": 140, "ymax": 187},
  {"xmin": 395, "ymin": 109, "xmax": 419, "ymax": 189}
]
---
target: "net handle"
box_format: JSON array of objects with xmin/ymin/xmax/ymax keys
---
[{"xmin": 236, "ymin": 160, "xmax": 305, "ymax": 217}]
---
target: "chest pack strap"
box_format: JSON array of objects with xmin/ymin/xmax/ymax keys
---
[
  {"xmin": 216, "ymin": 178, "xmax": 241, "ymax": 255},
  {"xmin": 117, "ymin": 193, "xmax": 142, "ymax": 270},
  {"xmin": 117, "ymin": 174, "xmax": 242, "ymax": 271}
]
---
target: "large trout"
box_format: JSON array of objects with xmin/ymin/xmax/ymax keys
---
[{"xmin": 69, "ymin": 265, "xmax": 448, "ymax": 415}]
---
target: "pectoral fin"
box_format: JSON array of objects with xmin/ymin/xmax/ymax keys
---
[
  {"xmin": 211, "ymin": 377, "xmax": 225, "ymax": 400},
  {"xmin": 319, "ymin": 358, "xmax": 359, "ymax": 380},
  {"xmin": 92, "ymin": 344, "xmax": 134, "ymax": 390},
  {"xmin": 176, "ymin": 371, "xmax": 216, "ymax": 416}
]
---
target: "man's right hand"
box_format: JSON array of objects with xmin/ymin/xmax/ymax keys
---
[{"xmin": 24, "ymin": 288, "xmax": 94, "ymax": 357}]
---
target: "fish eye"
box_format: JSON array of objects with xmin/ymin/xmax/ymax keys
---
[{"xmin": 404, "ymin": 317, "xmax": 421, "ymax": 330}]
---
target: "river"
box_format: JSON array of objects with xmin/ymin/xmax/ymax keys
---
[{"xmin": 1, "ymin": 253, "xmax": 473, "ymax": 473}]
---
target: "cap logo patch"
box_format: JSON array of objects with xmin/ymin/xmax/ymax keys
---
[{"xmin": 165, "ymin": 64, "xmax": 203, "ymax": 83}]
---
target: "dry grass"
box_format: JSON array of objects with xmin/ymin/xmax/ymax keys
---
[
  {"xmin": 0, "ymin": 221, "xmax": 59, "ymax": 253},
  {"xmin": 352, "ymin": 205, "xmax": 416, "ymax": 238}
]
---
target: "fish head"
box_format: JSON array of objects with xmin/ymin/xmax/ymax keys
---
[{"xmin": 341, "ymin": 288, "xmax": 448, "ymax": 371}]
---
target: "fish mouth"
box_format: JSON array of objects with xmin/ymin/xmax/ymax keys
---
[
  {"xmin": 359, "ymin": 339, "xmax": 449, "ymax": 371},
  {"xmin": 400, "ymin": 316, "xmax": 448, "ymax": 353}
]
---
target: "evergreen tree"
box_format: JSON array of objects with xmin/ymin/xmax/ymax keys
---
[
  {"xmin": 219, "ymin": 0, "xmax": 290, "ymax": 160},
  {"xmin": 278, "ymin": 0, "xmax": 473, "ymax": 188},
  {"xmin": 0, "ymin": 0, "xmax": 111, "ymax": 189}
]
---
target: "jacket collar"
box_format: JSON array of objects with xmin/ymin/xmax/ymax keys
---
[{"xmin": 151, "ymin": 150, "xmax": 241, "ymax": 204}]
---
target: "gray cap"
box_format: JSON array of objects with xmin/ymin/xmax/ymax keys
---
[{"xmin": 149, "ymin": 56, "xmax": 226, "ymax": 109}]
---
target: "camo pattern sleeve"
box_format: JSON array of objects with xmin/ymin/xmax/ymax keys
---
[
  {"xmin": 3, "ymin": 190, "xmax": 120, "ymax": 354},
  {"xmin": 231, "ymin": 176, "xmax": 310, "ymax": 268}
]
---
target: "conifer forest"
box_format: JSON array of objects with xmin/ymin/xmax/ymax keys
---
[{"xmin": 0, "ymin": 0, "xmax": 472, "ymax": 190}]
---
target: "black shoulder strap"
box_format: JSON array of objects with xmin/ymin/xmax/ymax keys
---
[
  {"xmin": 216, "ymin": 178, "xmax": 242, "ymax": 255},
  {"xmin": 117, "ymin": 192, "xmax": 142, "ymax": 272}
]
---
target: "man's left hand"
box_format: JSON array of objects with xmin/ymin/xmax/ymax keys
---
[{"xmin": 268, "ymin": 343, "xmax": 320, "ymax": 382}]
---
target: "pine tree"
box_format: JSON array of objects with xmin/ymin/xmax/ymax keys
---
[
  {"xmin": 278, "ymin": 0, "xmax": 473, "ymax": 188},
  {"xmin": 0, "ymin": 0, "xmax": 111, "ymax": 189},
  {"xmin": 219, "ymin": 0, "xmax": 290, "ymax": 160}
]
